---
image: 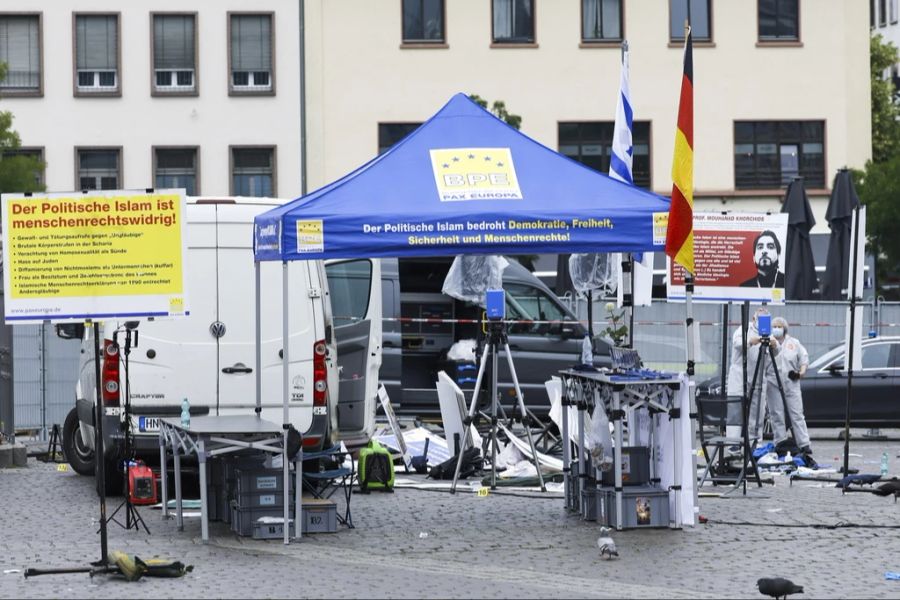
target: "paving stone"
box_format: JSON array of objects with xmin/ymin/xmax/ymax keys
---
[{"xmin": 1, "ymin": 433, "xmax": 898, "ymax": 598}]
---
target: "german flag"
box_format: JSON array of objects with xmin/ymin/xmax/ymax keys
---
[{"xmin": 665, "ymin": 27, "xmax": 694, "ymax": 275}]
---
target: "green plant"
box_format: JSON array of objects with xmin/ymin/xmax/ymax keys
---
[{"xmin": 602, "ymin": 302, "xmax": 628, "ymax": 347}]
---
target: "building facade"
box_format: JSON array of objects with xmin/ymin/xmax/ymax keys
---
[
  {"xmin": 0, "ymin": 0, "xmax": 303, "ymax": 198},
  {"xmin": 305, "ymin": 0, "xmax": 871, "ymax": 233}
]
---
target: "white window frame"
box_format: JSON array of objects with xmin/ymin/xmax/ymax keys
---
[
  {"xmin": 76, "ymin": 68, "xmax": 116, "ymax": 90},
  {"xmin": 154, "ymin": 68, "xmax": 194, "ymax": 90},
  {"xmin": 231, "ymin": 70, "xmax": 270, "ymax": 91}
]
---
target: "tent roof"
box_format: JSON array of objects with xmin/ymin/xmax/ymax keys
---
[{"xmin": 254, "ymin": 93, "xmax": 671, "ymax": 261}]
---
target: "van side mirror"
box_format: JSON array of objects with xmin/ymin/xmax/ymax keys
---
[
  {"xmin": 827, "ymin": 362, "xmax": 844, "ymax": 375},
  {"xmin": 55, "ymin": 323, "xmax": 85, "ymax": 340}
]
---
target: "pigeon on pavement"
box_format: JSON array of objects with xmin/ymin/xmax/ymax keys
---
[
  {"xmin": 757, "ymin": 577, "xmax": 803, "ymax": 599},
  {"xmin": 597, "ymin": 527, "xmax": 618, "ymax": 560}
]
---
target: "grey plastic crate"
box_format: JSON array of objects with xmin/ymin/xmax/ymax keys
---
[
  {"xmin": 301, "ymin": 498, "xmax": 337, "ymax": 534},
  {"xmin": 566, "ymin": 460, "xmax": 580, "ymax": 512},
  {"xmin": 234, "ymin": 467, "xmax": 294, "ymax": 495},
  {"xmin": 598, "ymin": 485, "xmax": 669, "ymax": 529},
  {"xmin": 236, "ymin": 490, "xmax": 293, "ymax": 509},
  {"xmin": 580, "ymin": 486, "xmax": 598, "ymax": 521},
  {"xmin": 230, "ymin": 502, "xmax": 294, "ymax": 537},
  {"xmin": 600, "ymin": 447, "xmax": 651, "ymax": 487},
  {"xmin": 207, "ymin": 485, "xmax": 221, "ymax": 521},
  {"xmin": 253, "ymin": 518, "xmax": 291, "ymax": 540}
]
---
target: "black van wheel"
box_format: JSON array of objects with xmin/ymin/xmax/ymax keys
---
[{"xmin": 63, "ymin": 407, "xmax": 94, "ymax": 476}]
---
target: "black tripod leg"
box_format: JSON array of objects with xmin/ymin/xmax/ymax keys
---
[{"xmin": 768, "ymin": 342, "xmax": 792, "ymax": 436}]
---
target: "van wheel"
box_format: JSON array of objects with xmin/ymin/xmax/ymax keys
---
[{"xmin": 63, "ymin": 408, "xmax": 94, "ymax": 476}]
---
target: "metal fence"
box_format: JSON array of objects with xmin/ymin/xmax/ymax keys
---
[
  {"xmin": 9, "ymin": 300, "xmax": 900, "ymax": 437},
  {"xmin": 13, "ymin": 324, "xmax": 81, "ymax": 436},
  {"xmin": 574, "ymin": 298, "xmax": 897, "ymax": 380}
]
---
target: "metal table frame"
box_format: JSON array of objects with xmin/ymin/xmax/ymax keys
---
[
  {"xmin": 560, "ymin": 369, "xmax": 683, "ymax": 530},
  {"xmin": 158, "ymin": 416, "xmax": 302, "ymax": 544}
]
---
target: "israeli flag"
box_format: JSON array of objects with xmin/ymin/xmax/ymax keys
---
[
  {"xmin": 611, "ymin": 41, "xmax": 653, "ymax": 307},
  {"xmin": 609, "ymin": 42, "xmax": 633, "ymax": 185}
]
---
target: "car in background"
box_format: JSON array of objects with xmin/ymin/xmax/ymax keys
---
[{"xmin": 697, "ymin": 336, "xmax": 900, "ymax": 428}]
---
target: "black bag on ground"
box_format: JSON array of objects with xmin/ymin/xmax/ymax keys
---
[{"xmin": 428, "ymin": 447, "xmax": 482, "ymax": 480}]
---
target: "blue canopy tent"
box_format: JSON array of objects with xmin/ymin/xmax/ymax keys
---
[
  {"xmin": 254, "ymin": 93, "xmax": 670, "ymax": 261},
  {"xmin": 249, "ymin": 94, "xmax": 674, "ymax": 538}
]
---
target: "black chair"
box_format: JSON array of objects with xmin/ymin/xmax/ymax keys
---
[
  {"xmin": 695, "ymin": 394, "xmax": 763, "ymax": 489},
  {"xmin": 298, "ymin": 444, "xmax": 355, "ymax": 528}
]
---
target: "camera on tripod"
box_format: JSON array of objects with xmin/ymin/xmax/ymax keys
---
[
  {"xmin": 485, "ymin": 289, "xmax": 505, "ymax": 322},
  {"xmin": 757, "ymin": 311, "xmax": 772, "ymax": 339}
]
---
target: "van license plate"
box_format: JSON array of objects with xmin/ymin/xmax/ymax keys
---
[{"xmin": 137, "ymin": 417, "xmax": 160, "ymax": 433}]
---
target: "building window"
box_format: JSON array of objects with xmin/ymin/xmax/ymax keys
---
[
  {"xmin": 231, "ymin": 147, "xmax": 275, "ymax": 197},
  {"xmin": 891, "ymin": 0, "xmax": 898, "ymax": 24},
  {"xmin": 1, "ymin": 147, "xmax": 45, "ymax": 187},
  {"xmin": 152, "ymin": 14, "xmax": 196, "ymax": 95},
  {"xmin": 669, "ymin": 0, "xmax": 711, "ymax": 42},
  {"xmin": 871, "ymin": 0, "xmax": 876, "ymax": 28},
  {"xmin": 378, "ymin": 123, "xmax": 422, "ymax": 154},
  {"xmin": 492, "ymin": 0, "xmax": 535, "ymax": 44},
  {"xmin": 734, "ymin": 121, "xmax": 824, "ymax": 190},
  {"xmin": 758, "ymin": 0, "xmax": 798, "ymax": 41},
  {"xmin": 558, "ymin": 121, "xmax": 652, "ymax": 189},
  {"xmin": 880, "ymin": 0, "xmax": 887, "ymax": 26},
  {"xmin": 0, "ymin": 15, "xmax": 41, "ymax": 95},
  {"xmin": 582, "ymin": 0, "xmax": 622, "ymax": 42},
  {"xmin": 74, "ymin": 14, "xmax": 119, "ymax": 95},
  {"xmin": 402, "ymin": 0, "xmax": 445, "ymax": 43},
  {"xmin": 229, "ymin": 13, "xmax": 273, "ymax": 94},
  {"xmin": 155, "ymin": 147, "xmax": 198, "ymax": 195},
  {"xmin": 77, "ymin": 148, "xmax": 121, "ymax": 190}
]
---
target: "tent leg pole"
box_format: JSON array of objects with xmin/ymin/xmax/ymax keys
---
[
  {"xmin": 282, "ymin": 261, "xmax": 291, "ymax": 544},
  {"xmin": 255, "ymin": 261, "xmax": 262, "ymax": 417}
]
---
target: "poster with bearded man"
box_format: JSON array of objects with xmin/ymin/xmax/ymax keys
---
[{"xmin": 666, "ymin": 212, "xmax": 789, "ymax": 304}]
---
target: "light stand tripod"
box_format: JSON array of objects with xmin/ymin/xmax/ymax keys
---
[
  {"xmin": 104, "ymin": 323, "xmax": 149, "ymax": 534},
  {"xmin": 450, "ymin": 316, "xmax": 547, "ymax": 493}
]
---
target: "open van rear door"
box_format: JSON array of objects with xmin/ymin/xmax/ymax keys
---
[{"xmin": 325, "ymin": 258, "xmax": 382, "ymax": 446}]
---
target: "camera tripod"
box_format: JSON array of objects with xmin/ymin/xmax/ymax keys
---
[
  {"xmin": 104, "ymin": 324, "xmax": 149, "ymax": 534},
  {"xmin": 450, "ymin": 320, "xmax": 546, "ymax": 493},
  {"xmin": 745, "ymin": 334, "xmax": 793, "ymax": 455}
]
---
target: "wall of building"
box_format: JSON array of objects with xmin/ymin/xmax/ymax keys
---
[
  {"xmin": 305, "ymin": 0, "xmax": 871, "ymax": 233},
  {"xmin": 2, "ymin": 0, "xmax": 303, "ymax": 198}
]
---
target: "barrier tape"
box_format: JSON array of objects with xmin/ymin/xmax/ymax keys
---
[
  {"xmin": 334, "ymin": 316, "xmax": 900, "ymax": 329},
  {"xmin": 337, "ymin": 315, "xmax": 900, "ymax": 328}
]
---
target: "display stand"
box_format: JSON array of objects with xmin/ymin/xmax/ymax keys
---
[
  {"xmin": 158, "ymin": 415, "xmax": 300, "ymax": 544},
  {"xmin": 559, "ymin": 369, "xmax": 686, "ymax": 530}
]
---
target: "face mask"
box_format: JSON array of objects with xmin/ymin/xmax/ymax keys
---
[{"xmin": 772, "ymin": 327, "xmax": 784, "ymax": 338}]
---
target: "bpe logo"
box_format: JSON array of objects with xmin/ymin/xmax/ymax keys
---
[{"xmin": 430, "ymin": 148, "xmax": 522, "ymax": 201}]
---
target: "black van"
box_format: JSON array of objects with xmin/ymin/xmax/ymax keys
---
[{"xmin": 374, "ymin": 256, "xmax": 610, "ymax": 418}]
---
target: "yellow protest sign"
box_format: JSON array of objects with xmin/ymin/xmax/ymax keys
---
[{"xmin": 2, "ymin": 189, "xmax": 189, "ymax": 324}]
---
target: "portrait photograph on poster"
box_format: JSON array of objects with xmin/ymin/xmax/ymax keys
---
[{"xmin": 666, "ymin": 212, "xmax": 789, "ymax": 304}]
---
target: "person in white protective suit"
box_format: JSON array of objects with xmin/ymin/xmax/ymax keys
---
[
  {"xmin": 725, "ymin": 308, "xmax": 785, "ymax": 445},
  {"xmin": 771, "ymin": 317, "xmax": 815, "ymax": 464}
]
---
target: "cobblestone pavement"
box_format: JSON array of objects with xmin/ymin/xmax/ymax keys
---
[{"xmin": 1, "ymin": 432, "xmax": 899, "ymax": 599}]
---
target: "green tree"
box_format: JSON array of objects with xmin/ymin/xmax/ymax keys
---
[
  {"xmin": 0, "ymin": 62, "xmax": 46, "ymax": 194},
  {"xmin": 869, "ymin": 34, "xmax": 900, "ymax": 163},
  {"xmin": 468, "ymin": 94, "xmax": 522, "ymax": 130}
]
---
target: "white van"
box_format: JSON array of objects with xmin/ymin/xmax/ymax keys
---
[{"xmin": 58, "ymin": 197, "xmax": 382, "ymax": 491}]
